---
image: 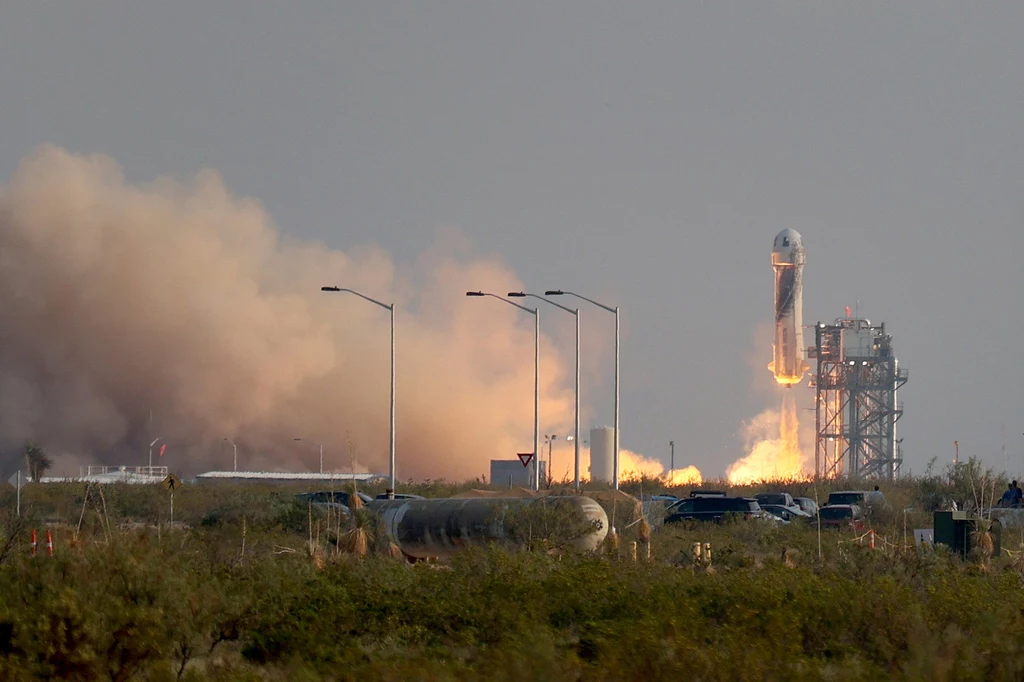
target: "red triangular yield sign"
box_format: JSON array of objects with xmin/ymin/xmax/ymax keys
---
[{"xmin": 517, "ymin": 452, "xmax": 534, "ymax": 468}]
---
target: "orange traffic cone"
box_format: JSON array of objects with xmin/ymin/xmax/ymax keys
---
[
  {"xmin": 30, "ymin": 529, "xmax": 37, "ymax": 557},
  {"xmin": 46, "ymin": 530, "xmax": 53, "ymax": 557}
]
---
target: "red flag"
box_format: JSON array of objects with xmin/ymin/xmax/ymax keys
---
[
  {"xmin": 844, "ymin": 306, "xmax": 851, "ymax": 318},
  {"xmin": 159, "ymin": 444, "xmax": 167, "ymax": 457}
]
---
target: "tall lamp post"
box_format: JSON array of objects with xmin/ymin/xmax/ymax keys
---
[
  {"xmin": 148, "ymin": 437, "xmax": 161, "ymax": 472},
  {"xmin": 225, "ymin": 438, "xmax": 238, "ymax": 472},
  {"xmin": 466, "ymin": 291, "xmax": 540, "ymax": 491},
  {"xmin": 544, "ymin": 434, "xmax": 558, "ymax": 487},
  {"xmin": 546, "ymin": 290, "xmax": 620, "ymax": 490},
  {"xmin": 321, "ymin": 286, "xmax": 396, "ymax": 496},
  {"xmin": 509, "ymin": 292, "xmax": 580, "ymax": 491},
  {"xmin": 294, "ymin": 438, "xmax": 324, "ymax": 473}
]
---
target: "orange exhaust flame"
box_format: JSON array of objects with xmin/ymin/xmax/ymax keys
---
[
  {"xmin": 545, "ymin": 444, "xmax": 702, "ymax": 485},
  {"xmin": 727, "ymin": 391, "xmax": 809, "ymax": 484},
  {"xmin": 663, "ymin": 465, "xmax": 703, "ymax": 486}
]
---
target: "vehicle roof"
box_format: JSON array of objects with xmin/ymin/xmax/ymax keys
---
[
  {"xmin": 689, "ymin": 490, "xmax": 727, "ymax": 497},
  {"xmin": 669, "ymin": 495, "xmax": 757, "ymax": 507},
  {"xmin": 829, "ymin": 490, "xmax": 871, "ymax": 495}
]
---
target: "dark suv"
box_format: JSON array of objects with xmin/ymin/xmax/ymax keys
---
[{"xmin": 664, "ymin": 496, "xmax": 763, "ymax": 524}]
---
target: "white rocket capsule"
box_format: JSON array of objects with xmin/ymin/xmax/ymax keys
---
[{"xmin": 770, "ymin": 229, "xmax": 808, "ymax": 387}]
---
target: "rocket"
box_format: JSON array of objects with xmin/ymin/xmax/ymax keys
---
[{"xmin": 770, "ymin": 229, "xmax": 808, "ymax": 387}]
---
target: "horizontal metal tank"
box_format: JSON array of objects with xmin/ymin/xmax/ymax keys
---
[{"xmin": 366, "ymin": 495, "xmax": 609, "ymax": 559}]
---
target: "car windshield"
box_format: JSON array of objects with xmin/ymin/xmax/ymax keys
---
[
  {"xmin": 756, "ymin": 493, "xmax": 789, "ymax": 506},
  {"xmin": 820, "ymin": 507, "xmax": 853, "ymax": 520}
]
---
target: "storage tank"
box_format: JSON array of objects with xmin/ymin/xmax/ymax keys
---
[
  {"xmin": 589, "ymin": 426, "xmax": 615, "ymax": 483},
  {"xmin": 366, "ymin": 496, "xmax": 609, "ymax": 559}
]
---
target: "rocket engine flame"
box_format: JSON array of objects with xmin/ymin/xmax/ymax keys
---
[{"xmin": 727, "ymin": 392, "xmax": 809, "ymax": 485}]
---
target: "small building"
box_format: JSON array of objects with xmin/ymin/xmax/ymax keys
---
[
  {"xmin": 193, "ymin": 470, "xmax": 386, "ymax": 484},
  {"xmin": 490, "ymin": 459, "xmax": 546, "ymax": 488},
  {"xmin": 37, "ymin": 465, "xmax": 170, "ymax": 485}
]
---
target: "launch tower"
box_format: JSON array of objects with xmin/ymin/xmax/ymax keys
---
[{"xmin": 809, "ymin": 318, "xmax": 908, "ymax": 480}]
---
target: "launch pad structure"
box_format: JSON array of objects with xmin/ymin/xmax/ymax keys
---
[{"xmin": 808, "ymin": 318, "xmax": 908, "ymax": 480}]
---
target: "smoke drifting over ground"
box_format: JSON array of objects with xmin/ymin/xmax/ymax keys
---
[{"xmin": 0, "ymin": 146, "xmax": 589, "ymax": 477}]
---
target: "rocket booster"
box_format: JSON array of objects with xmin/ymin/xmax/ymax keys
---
[{"xmin": 770, "ymin": 229, "xmax": 807, "ymax": 387}]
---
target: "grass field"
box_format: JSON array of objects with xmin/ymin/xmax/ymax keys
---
[{"xmin": 1, "ymin": 460, "xmax": 1022, "ymax": 681}]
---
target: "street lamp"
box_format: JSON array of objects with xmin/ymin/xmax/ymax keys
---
[
  {"xmin": 509, "ymin": 291, "xmax": 580, "ymax": 491},
  {"xmin": 544, "ymin": 434, "xmax": 558, "ymax": 487},
  {"xmin": 466, "ymin": 291, "xmax": 541, "ymax": 491},
  {"xmin": 225, "ymin": 438, "xmax": 238, "ymax": 472},
  {"xmin": 294, "ymin": 437, "xmax": 324, "ymax": 474},
  {"xmin": 148, "ymin": 437, "xmax": 161, "ymax": 472},
  {"xmin": 546, "ymin": 290, "xmax": 620, "ymax": 490},
  {"xmin": 322, "ymin": 286, "xmax": 396, "ymax": 495}
]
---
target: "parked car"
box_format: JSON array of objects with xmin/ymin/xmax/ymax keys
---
[
  {"xmin": 818, "ymin": 504, "xmax": 865, "ymax": 531},
  {"xmin": 665, "ymin": 496, "xmax": 764, "ymax": 524},
  {"xmin": 793, "ymin": 496, "xmax": 819, "ymax": 516},
  {"xmin": 824, "ymin": 490, "xmax": 871, "ymax": 508},
  {"xmin": 759, "ymin": 503, "xmax": 812, "ymax": 522},
  {"xmin": 754, "ymin": 492, "xmax": 799, "ymax": 512}
]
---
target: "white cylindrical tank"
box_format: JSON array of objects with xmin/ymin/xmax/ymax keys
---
[{"xmin": 589, "ymin": 427, "xmax": 615, "ymax": 483}]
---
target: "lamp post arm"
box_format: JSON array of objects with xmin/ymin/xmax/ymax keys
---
[
  {"xmin": 321, "ymin": 286, "xmax": 393, "ymax": 311},
  {"xmin": 546, "ymin": 290, "xmax": 616, "ymax": 314},
  {"xmin": 479, "ymin": 292, "xmax": 536, "ymax": 315},
  {"xmin": 508, "ymin": 292, "xmax": 577, "ymax": 316}
]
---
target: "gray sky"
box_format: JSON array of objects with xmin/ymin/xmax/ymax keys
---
[{"xmin": 1, "ymin": 2, "xmax": 1022, "ymax": 477}]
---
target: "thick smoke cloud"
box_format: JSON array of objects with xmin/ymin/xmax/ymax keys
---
[{"xmin": 0, "ymin": 146, "xmax": 578, "ymax": 478}]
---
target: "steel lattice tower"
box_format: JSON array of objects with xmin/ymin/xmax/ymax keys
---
[{"xmin": 809, "ymin": 319, "xmax": 908, "ymax": 480}]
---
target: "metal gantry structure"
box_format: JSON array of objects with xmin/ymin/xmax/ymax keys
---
[{"xmin": 809, "ymin": 318, "xmax": 908, "ymax": 480}]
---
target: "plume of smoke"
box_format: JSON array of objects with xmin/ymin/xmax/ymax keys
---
[
  {"xmin": 0, "ymin": 145, "xmax": 579, "ymax": 477},
  {"xmin": 726, "ymin": 392, "xmax": 813, "ymax": 484}
]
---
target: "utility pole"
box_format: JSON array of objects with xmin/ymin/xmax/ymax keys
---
[
  {"xmin": 670, "ymin": 440, "xmax": 675, "ymax": 473},
  {"xmin": 954, "ymin": 440, "xmax": 959, "ymax": 466}
]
